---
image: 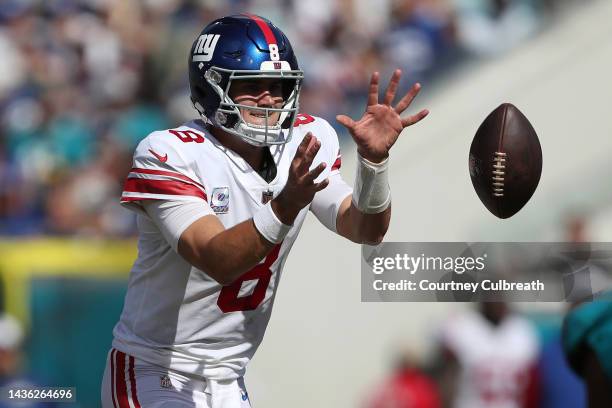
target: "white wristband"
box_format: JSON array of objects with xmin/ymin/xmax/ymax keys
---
[
  {"xmin": 352, "ymin": 154, "xmax": 391, "ymax": 214},
  {"xmin": 253, "ymin": 202, "xmax": 292, "ymax": 244}
]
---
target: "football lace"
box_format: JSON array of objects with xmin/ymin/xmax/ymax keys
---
[{"xmin": 492, "ymin": 152, "xmax": 507, "ymax": 197}]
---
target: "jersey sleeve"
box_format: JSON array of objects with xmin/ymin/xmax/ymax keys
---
[
  {"xmin": 142, "ymin": 200, "xmax": 213, "ymax": 252},
  {"xmin": 120, "ymin": 130, "xmax": 211, "ymax": 216},
  {"xmin": 309, "ymin": 118, "xmax": 353, "ymax": 233}
]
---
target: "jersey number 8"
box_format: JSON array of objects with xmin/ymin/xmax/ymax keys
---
[
  {"xmin": 217, "ymin": 244, "xmax": 281, "ymax": 312},
  {"xmin": 169, "ymin": 129, "xmax": 205, "ymax": 143}
]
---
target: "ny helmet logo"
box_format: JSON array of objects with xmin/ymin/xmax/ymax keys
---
[{"xmin": 193, "ymin": 34, "xmax": 220, "ymax": 62}]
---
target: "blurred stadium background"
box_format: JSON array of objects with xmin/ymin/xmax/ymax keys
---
[{"xmin": 0, "ymin": 0, "xmax": 610, "ymax": 407}]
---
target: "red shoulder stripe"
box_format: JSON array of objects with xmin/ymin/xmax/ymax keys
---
[
  {"xmin": 123, "ymin": 178, "xmax": 207, "ymax": 201},
  {"xmin": 129, "ymin": 168, "xmax": 205, "ymax": 190}
]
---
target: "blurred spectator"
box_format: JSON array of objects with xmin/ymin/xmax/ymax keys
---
[
  {"xmin": 538, "ymin": 312, "xmax": 586, "ymax": 408},
  {"xmin": 562, "ymin": 292, "xmax": 612, "ymax": 408},
  {"xmin": 0, "ymin": 314, "xmax": 23, "ymax": 380},
  {"xmin": 0, "ymin": 0, "xmax": 560, "ymax": 237},
  {"xmin": 0, "ymin": 313, "xmax": 31, "ymax": 408},
  {"xmin": 380, "ymin": 0, "xmax": 459, "ymax": 84},
  {"xmin": 565, "ymin": 213, "xmax": 589, "ymax": 243},
  {"xmin": 535, "ymin": 214, "xmax": 588, "ymax": 407},
  {"xmin": 436, "ymin": 302, "xmax": 540, "ymax": 408},
  {"xmin": 365, "ymin": 351, "xmax": 441, "ymax": 408},
  {"xmin": 558, "ymin": 212, "xmax": 612, "ymax": 408},
  {"xmin": 0, "ymin": 313, "xmax": 62, "ymax": 408},
  {"xmin": 452, "ymin": 0, "xmax": 541, "ymax": 56}
]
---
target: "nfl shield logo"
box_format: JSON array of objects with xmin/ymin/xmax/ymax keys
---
[
  {"xmin": 160, "ymin": 375, "xmax": 172, "ymax": 389},
  {"xmin": 211, "ymin": 187, "xmax": 230, "ymax": 213},
  {"xmin": 261, "ymin": 189, "xmax": 274, "ymax": 204}
]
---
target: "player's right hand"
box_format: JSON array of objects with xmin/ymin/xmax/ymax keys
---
[{"xmin": 272, "ymin": 132, "xmax": 329, "ymax": 225}]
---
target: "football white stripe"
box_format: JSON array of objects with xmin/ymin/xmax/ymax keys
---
[{"xmin": 123, "ymin": 353, "xmax": 136, "ymax": 408}]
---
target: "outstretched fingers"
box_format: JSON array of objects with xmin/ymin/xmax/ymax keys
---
[
  {"xmin": 367, "ymin": 71, "xmax": 380, "ymax": 107},
  {"xmin": 304, "ymin": 162, "xmax": 326, "ymax": 184},
  {"xmin": 401, "ymin": 109, "xmax": 430, "ymax": 128},
  {"xmin": 394, "ymin": 82, "xmax": 422, "ymax": 114},
  {"xmin": 295, "ymin": 133, "xmax": 317, "ymax": 173},
  {"xmin": 296, "ymin": 132, "xmax": 312, "ymax": 157},
  {"xmin": 314, "ymin": 178, "xmax": 330, "ymax": 191},
  {"xmin": 293, "ymin": 132, "xmax": 314, "ymax": 170},
  {"xmin": 336, "ymin": 114, "xmax": 356, "ymax": 132},
  {"xmin": 383, "ymin": 69, "xmax": 401, "ymax": 105}
]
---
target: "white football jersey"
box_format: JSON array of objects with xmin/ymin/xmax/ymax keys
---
[
  {"xmin": 441, "ymin": 310, "xmax": 539, "ymax": 408},
  {"xmin": 112, "ymin": 114, "xmax": 343, "ymax": 381}
]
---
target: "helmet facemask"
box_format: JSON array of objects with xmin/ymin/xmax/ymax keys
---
[{"xmin": 203, "ymin": 67, "xmax": 304, "ymax": 146}]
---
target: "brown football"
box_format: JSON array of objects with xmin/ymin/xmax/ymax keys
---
[{"xmin": 469, "ymin": 103, "xmax": 542, "ymax": 219}]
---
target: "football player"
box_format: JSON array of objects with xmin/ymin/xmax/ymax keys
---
[
  {"xmin": 101, "ymin": 14, "xmax": 428, "ymax": 408},
  {"xmin": 437, "ymin": 302, "xmax": 540, "ymax": 408}
]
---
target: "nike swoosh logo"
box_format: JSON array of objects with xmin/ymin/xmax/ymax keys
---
[{"xmin": 149, "ymin": 149, "xmax": 168, "ymax": 163}]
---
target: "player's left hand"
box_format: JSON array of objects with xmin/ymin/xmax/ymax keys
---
[{"xmin": 336, "ymin": 69, "xmax": 429, "ymax": 163}]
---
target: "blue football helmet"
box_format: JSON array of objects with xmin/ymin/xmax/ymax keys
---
[{"xmin": 188, "ymin": 14, "xmax": 304, "ymax": 146}]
